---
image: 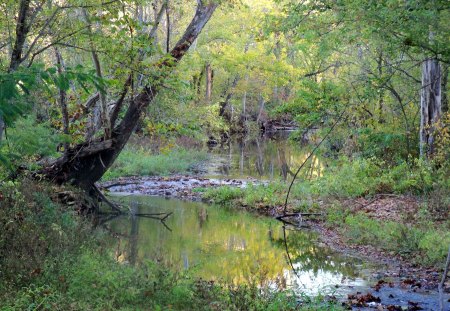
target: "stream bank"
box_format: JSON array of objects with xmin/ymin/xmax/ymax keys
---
[
  {"xmin": 100, "ymin": 174, "xmax": 449, "ymax": 311},
  {"xmin": 98, "ymin": 135, "xmax": 449, "ymax": 310}
]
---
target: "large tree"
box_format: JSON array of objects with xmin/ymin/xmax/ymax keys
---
[{"xmin": 1, "ymin": 0, "xmax": 218, "ymax": 193}]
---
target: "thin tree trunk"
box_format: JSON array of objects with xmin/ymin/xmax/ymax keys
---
[
  {"xmin": 8, "ymin": 0, "xmax": 31, "ymax": 72},
  {"xmin": 377, "ymin": 51, "xmax": 385, "ymax": 123},
  {"xmin": 205, "ymin": 63, "xmax": 213, "ymax": 102},
  {"xmin": 420, "ymin": 58, "xmax": 442, "ymax": 158},
  {"xmin": 2, "ymin": 0, "xmax": 32, "ymax": 141},
  {"xmin": 442, "ymin": 64, "xmax": 448, "ymax": 113},
  {"xmin": 54, "ymin": 47, "xmax": 70, "ymax": 155},
  {"xmin": 165, "ymin": 1, "xmax": 170, "ymax": 53},
  {"xmin": 83, "ymin": 9, "xmax": 110, "ymax": 139},
  {"xmin": 0, "ymin": 118, "xmax": 4, "ymax": 141}
]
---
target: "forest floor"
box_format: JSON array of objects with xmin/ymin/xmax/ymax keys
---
[{"xmin": 101, "ymin": 174, "xmax": 450, "ymax": 311}]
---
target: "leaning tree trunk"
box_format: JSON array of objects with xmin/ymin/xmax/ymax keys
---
[
  {"xmin": 420, "ymin": 58, "xmax": 442, "ymax": 158},
  {"xmin": 39, "ymin": 2, "xmax": 218, "ymax": 191}
]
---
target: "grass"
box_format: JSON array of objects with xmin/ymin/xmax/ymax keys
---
[
  {"xmin": 103, "ymin": 147, "xmax": 208, "ymax": 180},
  {"xmin": 0, "ymin": 179, "xmax": 343, "ymax": 310},
  {"xmin": 203, "ymin": 157, "xmax": 450, "ymax": 267}
]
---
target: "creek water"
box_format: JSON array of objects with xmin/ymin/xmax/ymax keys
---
[
  {"xmin": 105, "ymin": 135, "xmax": 448, "ymax": 309},
  {"xmin": 202, "ymin": 134, "xmax": 324, "ymax": 181},
  {"xmin": 107, "ymin": 195, "xmax": 372, "ymax": 297},
  {"xmin": 106, "ymin": 135, "xmax": 374, "ymax": 296}
]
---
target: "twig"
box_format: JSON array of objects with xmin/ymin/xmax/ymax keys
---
[
  {"xmin": 283, "ymin": 108, "xmax": 347, "ymax": 214},
  {"xmin": 439, "ymin": 245, "xmax": 450, "ymax": 311}
]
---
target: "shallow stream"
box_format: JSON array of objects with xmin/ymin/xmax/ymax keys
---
[{"xmin": 104, "ymin": 135, "xmax": 449, "ymax": 310}]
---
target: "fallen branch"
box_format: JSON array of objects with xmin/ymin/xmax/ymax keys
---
[
  {"xmin": 439, "ymin": 245, "xmax": 450, "ymax": 311},
  {"xmin": 92, "ymin": 184, "xmax": 122, "ymax": 213}
]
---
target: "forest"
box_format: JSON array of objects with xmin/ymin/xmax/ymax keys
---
[{"xmin": 0, "ymin": 0, "xmax": 449, "ymax": 310}]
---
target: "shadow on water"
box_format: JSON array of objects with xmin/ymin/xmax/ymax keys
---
[{"xmin": 102, "ymin": 195, "xmax": 374, "ymax": 296}]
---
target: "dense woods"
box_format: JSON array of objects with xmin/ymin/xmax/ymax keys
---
[{"xmin": 0, "ymin": 0, "xmax": 449, "ymax": 310}]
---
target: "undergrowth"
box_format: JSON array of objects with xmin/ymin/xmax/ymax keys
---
[
  {"xmin": 0, "ymin": 179, "xmax": 342, "ymax": 310},
  {"xmin": 103, "ymin": 146, "xmax": 208, "ymax": 180}
]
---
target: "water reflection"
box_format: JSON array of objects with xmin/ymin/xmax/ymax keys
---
[
  {"xmin": 206, "ymin": 135, "xmax": 324, "ymax": 181},
  {"xmin": 106, "ymin": 196, "xmax": 372, "ymax": 295}
]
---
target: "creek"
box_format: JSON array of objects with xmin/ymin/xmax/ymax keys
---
[{"xmin": 104, "ymin": 135, "xmax": 448, "ymax": 310}]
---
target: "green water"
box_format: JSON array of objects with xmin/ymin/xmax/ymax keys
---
[
  {"xmin": 106, "ymin": 195, "xmax": 372, "ymax": 295},
  {"xmin": 205, "ymin": 135, "xmax": 324, "ymax": 181}
]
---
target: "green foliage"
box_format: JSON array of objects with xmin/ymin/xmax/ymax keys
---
[
  {"xmin": 0, "ymin": 64, "xmax": 104, "ymax": 127},
  {"xmin": 340, "ymin": 213, "xmax": 450, "ymax": 266},
  {"xmin": 310, "ymin": 157, "xmax": 435, "ymax": 197},
  {"xmin": 0, "ymin": 179, "xmax": 89, "ymax": 286},
  {"xmin": 103, "ymin": 147, "xmax": 208, "ymax": 180},
  {"xmin": 0, "ymin": 117, "xmax": 65, "ymax": 172},
  {"xmin": 203, "ymin": 186, "xmax": 244, "ymax": 205}
]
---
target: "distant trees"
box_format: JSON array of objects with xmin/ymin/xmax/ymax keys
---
[{"xmin": 268, "ymin": 0, "xmax": 449, "ymax": 159}]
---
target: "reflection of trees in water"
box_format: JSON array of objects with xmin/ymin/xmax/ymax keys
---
[
  {"xmin": 274, "ymin": 229, "xmax": 360, "ymax": 278},
  {"xmin": 106, "ymin": 197, "xmax": 290, "ymax": 285},
  {"xmin": 216, "ymin": 136, "xmax": 324, "ymax": 180},
  {"xmin": 103, "ymin": 196, "xmax": 361, "ymax": 293}
]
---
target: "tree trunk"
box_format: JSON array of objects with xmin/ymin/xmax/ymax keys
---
[
  {"xmin": 54, "ymin": 47, "xmax": 70, "ymax": 154},
  {"xmin": 442, "ymin": 63, "xmax": 448, "ymax": 113},
  {"xmin": 205, "ymin": 63, "xmax": 213, "ymax": 102},
  {"xmin": 420, "ymin": 58, "xmax": 442, "ymax": 158},
  {"xmin": 0, "ymin": 117, "xmax": 4, "ymax": 141},
  {"xmin": 39, "ymin": 2, "xmax": 218, "ymax": 190},
  {"xmin": 165, "ymin": 1, "xmax": 170, "ymax": 53}
]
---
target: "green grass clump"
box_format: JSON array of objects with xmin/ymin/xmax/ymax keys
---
[
  {"xmin": 203, "ymin": 186, "xmax": 244, "ymax": 205},
  {"xmin": 103, "ymin": 147, "xmax": 208, "ymax": 180}
]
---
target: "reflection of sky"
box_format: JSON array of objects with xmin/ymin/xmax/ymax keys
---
[
  {"xmin": 285, "ymin": 263, "xmax": 368, "ymax": 296},
  {"xmin": 109, "ymin": 196, "xmax": 373, "ymax": 297}
]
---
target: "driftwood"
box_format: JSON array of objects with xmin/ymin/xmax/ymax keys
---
[{"xmin": 276, "ymin": 212, "xmax": 323, "ymax": 227}]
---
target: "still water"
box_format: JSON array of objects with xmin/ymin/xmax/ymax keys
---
[
  {"xmin": 204, "ymin": 135, "xmax": 324, "ymax": 181},
  {"xmin": 106, "ymin": 195, "xmax": 373, "ymax": 296}
]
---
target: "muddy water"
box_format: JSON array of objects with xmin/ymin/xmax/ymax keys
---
[
  {"xmin": 106, "ymin": 195, "xmax": 373, "ymax": 296},
  {"xmin": 203, "ymin": 134, "xmax": 324, "ymax": 181}
]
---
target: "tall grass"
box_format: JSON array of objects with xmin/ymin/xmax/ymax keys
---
[{"xmin": 103, "ymin": 147, "xmax": 208, "ymax": 180}]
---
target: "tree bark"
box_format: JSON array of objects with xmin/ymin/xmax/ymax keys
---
[
  {"xmin": 420, "ymin": 58, "xmax": 442, "ymax": 158},
  {"xmin": 39, "ymin": 1, "xmax": 218, "ymax": 190},
  {"xmin": 165, "ymin": 1, "xmax": 170, "ymax": 53},
  {"xmin": 82, "ymin": 9, "xmax": 110, "ymax": 139},
  {"xmin": 205, "ymin": 63, "xmax": 213, "ymax": 102},
  {"xmin": 442, "ymin": 63, "xmax": 448, "ymax": 113},
  {"xmin": 54, "ymin": 47, "xmax": 70, "ymax": 154},
  {"xmin": 9, "ymin": 0, "xmax": 31, "ymax": 72}
]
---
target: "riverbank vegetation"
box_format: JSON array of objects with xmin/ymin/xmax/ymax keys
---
[
  {"xmin": 103, "ymin": 146, "xmax": 208, "ymax": 180},
  {"xmin": 0, "ymin": 179, "xmax": 342, "ymax": 310},
  {"xmin": 0, "ymin": 0, "xmax": 449, "ymax": 309},
  {"xmin": 204, "ymin": 156, "xmax": 449, "ymax": 266}
]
